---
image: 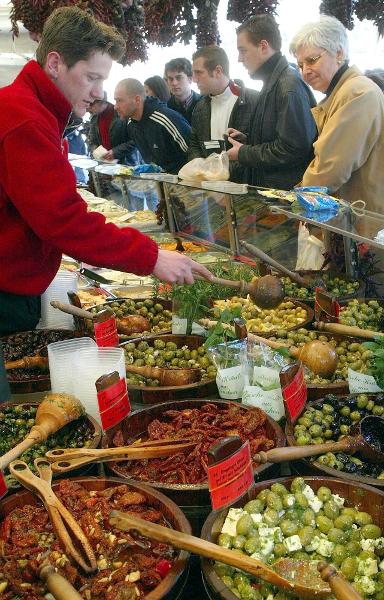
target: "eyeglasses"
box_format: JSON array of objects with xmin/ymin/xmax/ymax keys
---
[{"xmin": 297, "ymin": 52, "xmax": 326, "ymax": 70}]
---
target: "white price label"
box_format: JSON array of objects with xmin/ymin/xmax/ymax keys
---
[
  {"xmin": 242, "ymin": 385, "xmax": 285, "ymax": 420},
  {"xmin": 172, "ymin": 315, "xmax": 188, "ymax": 334},
  {"xmin": 216, "ymin": 366, "xmax": 244, "ymax": 399},
  {"xmin": 348, "ymin": 368, "xmax": 383, "ymax": 393},
  {"xmin": 191, "ymin": 321, "xmax": 207, "ymax": 335},
  {"xmin": 253, "ymin": 366, "xmax": 281, "ymax": 390}
]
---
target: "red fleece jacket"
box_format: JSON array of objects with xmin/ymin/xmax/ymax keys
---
[{"xmin": 0, "ymin": 60, "xmax": 158, "ymax": 295}]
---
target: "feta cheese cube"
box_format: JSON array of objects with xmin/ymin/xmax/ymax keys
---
[
  {"xmin": 302, "ymin": 485, "xmax": 315, "ymax": 501},
  {"xmin": 308, "ymin": 496, "xmax": 323, "ymax": 513},
  {"xmin": 285, "ymin": 494, "xmax": 296, "ymax": 507},
  {"xmin": 283, "ymin": 535, "xmax": 302, "ymax": 553},
  {"xmin": 358, "ymin": 558, "xmax": 378, "ymax": 576},
  {"xmin": 317, "ymin": 539, "xmax": 334, "ymax": 557},
  {"xmin": 354, "ymin": 575, "xmax": 375, "ymax": 595},
  {"xmin": 305, "ymin": 535, "xmax": 321, "ymax": 553},
  {"xmin": 221, "ymin": 509, "xmax": 245, "ymax": 537},
  {"xmin": 331, "ymin": 493, "xmax": 345, "ymax": 507},
  {"xmin": 361, "ymin": 538, "xmax": 376, "ymax": 553},
  {"xmin": 259, "ymin": 538, "xmax": 274, "ymax": 557},
  {"xmin": 251, "ymin": 513, "xmax": 263, "ymax": 526},
  {"xmin": 379, "ymin": 559, "xmax": 384, "ymax": 571},
  {"xmin": 375, "ymin": 537, "xmax": 384, "ymax": 551}
]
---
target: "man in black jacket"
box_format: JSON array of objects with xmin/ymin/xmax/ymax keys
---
[
  {"xmin": 114, "ymin": 78, "xmax": 191, "ymax": 174},
  {"xmin": 189, "ymin": 46, "xmax": 258, "ymax": 182},
  {"xmin": 164, "ymin": 58, "xmax": 201, "ymax": 125},
  {"xmin": 227, "ymin": 15, "xmax": 317, "ymax": 190}
]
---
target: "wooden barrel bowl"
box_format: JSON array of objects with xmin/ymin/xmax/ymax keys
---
[
  {"xmin": 0, "ymin": 476, "xmax": 191, "ymax": 600},
  {"xmin": 201, "ymin": 475, "xmax": 384, "ymax": 600},
  {"xmin": 1, "ymin": 329, "xmax": 81, "ymax": 393},
  {"xmin": 122, "ymin": 335, "xmax": 217, "ymax": 404},
  {"xmin": 103, "ymin": 399, "xmax": 285, "ymax": 534},
  {"xmin": 285, "ymin": 394, "xmax": 384, "ymax": 488},
  {"xmin": 0, "ymin": 401, "xmax": 101, "ymax": 491}
]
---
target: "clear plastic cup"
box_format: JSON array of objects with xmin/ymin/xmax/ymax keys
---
[
  {"xmin": 37, "ymin": 271, "xmax": 78, "ymax": 330},
  {"xmin": 48, "ymin": 337, "xmax": 96, "ymax": 394}
]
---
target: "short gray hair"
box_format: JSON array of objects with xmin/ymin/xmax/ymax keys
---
[
  {"xmin": 290, "ymin": 16, "xmax": 349, "ymax": 61},
  {"xmin": 117, "ymin": 78, "xmax": 145, "ymax": 98}
]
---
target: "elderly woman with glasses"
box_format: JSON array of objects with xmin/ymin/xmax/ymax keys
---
[{"xmin": 290, "ymin": 16, "xmax": 384, "ymax": 218}]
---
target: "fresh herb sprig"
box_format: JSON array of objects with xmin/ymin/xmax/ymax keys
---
[{"xmin": 362, "ymin": 337, "xmax": 384, "ymax": 388}]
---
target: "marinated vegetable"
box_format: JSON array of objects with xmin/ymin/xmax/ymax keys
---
[
  {"xmin": 0, "ymin": 480, "xmax": 176, "ymax": 599},
  {"xmin": 90, "ymin": 298, "xmax": 172, "ymax": 335},
  {"xmin": 340, "ymin": 299, "xmax": 384, "ymax": 330},
  {"xmin": 282, "ymin": 273, "xmax": 360, "ymax": 300},
  {"xmin": 123, "ymin": 338, "xmax": 216, "ymax": 386},
  {"xmin": 293, "ymin": 394, "xmax": 384, "ymax": 480},
  {"xmin": 112, "ymin": 403, "xmax": 275, "ymax": 484},
  {"xmin": 215, "ymin": 478, "xmax": 384, "ymax": 599}
]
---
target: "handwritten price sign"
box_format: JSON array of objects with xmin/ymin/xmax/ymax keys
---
[{"xmin": 207, "ymin": 441, "xmax": 253, "ymax": 511}]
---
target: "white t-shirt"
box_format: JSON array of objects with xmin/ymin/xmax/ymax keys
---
[{"xmin": 210, "ymin": 85, "xmax": 238, "ymax": 140}]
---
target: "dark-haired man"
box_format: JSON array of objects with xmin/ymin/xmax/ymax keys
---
[
  {"xmin": 227, "ymin": 14, "xmax": 317, "ymax": 189},
  {"xmin": 164, "ymin": 57, "xmax": 201, "ymax": 124},
  {"xmin": 0, "ymin": 7, "xmax": 211, "ymax": 335},
  {"xmin": 189, "ymin": 46, "xmax": 258, "ymax": 182}
]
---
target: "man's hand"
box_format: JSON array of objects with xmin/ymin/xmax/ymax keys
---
[
  {"xmin": 227, "ymin": 128, "xmax": 247, "ymax": 144},
  {"xmin": 152, "ymin": 249, "xmax": 213, "ymax": 285},
  {"xmin": 103, "ymin": 149, "xmax": 115, "ymax": 161},
  {"xmin": 227, "ymin": 136, "xmax": 243, "ymax": 161}
]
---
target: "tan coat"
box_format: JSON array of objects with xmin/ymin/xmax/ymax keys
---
[{"xmin": 302, "ymin": 65, "xmax": 384, "ymax": 219}]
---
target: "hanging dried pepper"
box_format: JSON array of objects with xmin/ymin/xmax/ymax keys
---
[
  {"xmin": 319, "ymin": 0, "xmax": 355, "ymax": 30},
  {"xmin": 121, "ymin": 0, "xmax": 148, "ymax": 65},
  {"xmin": 354, "ymin": 0, "xmax": 384, "ymax": 36},
  {"xmin": 227, "ymin": 0, "xmax": 278, "ymax": 24},
  {"xmin": 144, "ymin": 0, "xmax": 195, "ymax": 46},
  {"xmin": 194, "ymin": 0, "xmax": 220, "ymax": 47}
]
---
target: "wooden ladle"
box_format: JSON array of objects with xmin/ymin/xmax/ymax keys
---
[
  {"xmin": 45, "ymin": 438, "xmax": 196, "ymax": 473},
  {"xmin": 125, "ymin": 363, "xmax": 202, "ymax": 386},
  {"xmin": 5, "ymin": 354, "xmax": 49, "ymax": 371},
  {"xmin": 195, "ymin": 273, "xmax": 285, "ymax": 309},
  {"xmin": 0, "ymin": 393, "xmax": 84, "ymax": 471},
  {"xmin": 50, "ymin": 301, "xmax": 151, "ymax": 336},
  {"xmin": 10, "ymin": 459, "xmax": 96, "ymax": 574},
  {"xmin": 249, "ymin": 333, "xmax": 338, "ymax": 378},
  {"xmin": 39, "ymin": 564, "xmax": 83, "ymax": 600},
  {"xmin": 109, "ymin": 511, "xmax": 333, "ymax": 599},
  {"xmin": 254, "ymin": 415, "xmax": 384, "ymax": 464}
]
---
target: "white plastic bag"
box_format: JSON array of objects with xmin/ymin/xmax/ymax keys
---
[
  {"xmin": 295, "ymin": 223, "xmax": 326, "ymax": 270},
  {"xmin": 178, "ymin": 152, "xmax": 229, "ymax": 182}
]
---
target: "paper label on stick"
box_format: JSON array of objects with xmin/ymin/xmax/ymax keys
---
[
  {"xmin": 0, "ymin": 470, "xmax": 7, "ymax": 499},
  {"xmin": 242, "ymin": 385, "xmax": 285, "ymax": 421},
  {"xmin": 281, "ymin": 364, "xmax": 307, "ymax": 423},
  {"xmin": 348, "ymin": 368, "xmax": 383, "ymax": 393},
  {"xmin": 208, "ymin": 441, "xmax": 253, "ymax": 511},
  {"xmin": 94, "ymin": 317, "xmax": 119, "ymax": 347},
  {"xmin": 97, "ymin": 378, "xmax": 130, "ymax": 431},
  {"xmin": 252, "ymin": 366, "xmax": 281, "ymax": 389},
  {"xmin": 172, "ymin": 315, "xmax": 188, "ymax": 334},
  {"xmin": 216, "ymin": 366, "xmax": 244, "ymax": 399}
]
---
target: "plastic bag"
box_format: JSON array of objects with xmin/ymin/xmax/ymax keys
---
[
  {"xmin": 294, "ymin": 186, "xmax": 339, "ymax": 212},
  {"xmin": 207, "ymin": 339, "xmax": 247, "ymax": 400},
  {"xmin": 295, "ymin": 223, "xmax": 326, "ymax": 271},
  {"xmin": 178, "ymin": 152, "xmax": 229, "ymax": 182}
]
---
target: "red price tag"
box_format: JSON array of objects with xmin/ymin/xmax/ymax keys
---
[
  {"xmin": 94, "ymin": 317, "xmax": 119, "ymax": 347},
  {"xmin": 207, "ymin": 441, "xmax": 253, "ymax": 511},
  {"xmin": 0, "ymin": 470, "xmax": 8, "ymax": 499},
  {"xmin": 282, "ymin": 364, "xmax": 307, "ymax": 423},
  {"xmin": 97, "ymin": 378, "xmax": 130, "ymax": 431}
]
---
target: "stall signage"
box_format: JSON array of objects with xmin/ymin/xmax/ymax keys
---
[
  {"xmin": 348, "ymin": 368, "xmax": 383, "ymax": 393},
  {"xmin": 94, "ymin": 316, "xmax": 119, "ymax": 347},
  {"xmin": 207, "ymin": 441, "xmax": 253, "ymax": 511},
  {"xmin": 315, "ymin": 288, "xmax": 340, "ymax": 322},
  {"xmin": 281, "ymin": 364, "xmax": 307, "ymax": 423},
  {"xmin": 97, "ymin": 377, "xmax": 130, "ymax": 431},
  {"xmin": 0, "ymin": 470, "xmax": 7, "ymax": 499}
]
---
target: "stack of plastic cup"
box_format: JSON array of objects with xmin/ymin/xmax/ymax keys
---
[
  {"xmin": 37, "ymin": 271, "xmax": 78, "ymax": 330},
  {"xmin": 48, "ymin": 337, "xmax": 97, "ymax": 395},
  {"xmin": 72, "ymin": 347, "xmax": 126, "ymax": 425}
]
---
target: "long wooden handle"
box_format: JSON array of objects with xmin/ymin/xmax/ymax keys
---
[
  {"xmin": 248, "ymin": 333, "xmax": 292, "ymax": 351},
  {"xmin": 318, "ymin": 562, "xmax": 363, "ymax": 600},
  {"xmin": 253, "ymin": 436, "xmax": 357, "ymax": 464},
  {"xmin": 5, "ymin": 355, "xmax": 49, "ymax": 371},
  {"xmin": 125, "ymin": 364, "xmax": 163, "ymax": 378},
  {"xmin": 240, "ymin": 241, "xmax": 310, "ymax": 288},
  {"xmin": 50, "ymin": 301, "xmax": 95, "ymax": 320},
  {"xmin": 315, "ymin": 321, "xmax": 384, "ymax": 340},
  {"xmin": 0, "ymin": 431, "xmax": 42, "ymax": 471},
  {"xmin": 40, "ymin": 564, "xmax": 83, "ymax": 600}
]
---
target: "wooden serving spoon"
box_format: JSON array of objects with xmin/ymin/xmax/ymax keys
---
[
  {"xmin": 0, "ymin": 393, "xmax": 84, "ymax": 471},
  {"xmin": 109, "ymin": 511, "xmax": 332, "ymax": 599},
  {"xmin": 249, "ymin": 333, "xmax": 338, "ymax": 378},
  {"xmin": 5, "ymin": 354, "xmax": 49, "ymax": 371},
  {"xmin": 315, "ymin": 320, "xmax": 384, "ymax": 340},
  {"xmin": 39, "ymin": 564, "xmax": 82, "ymax": 600},
  {"xmin": 10, "ymin": 459, "xmax": 96, "ymax": 574},
  {"xmin": 125, "ymin": 363, "xmax": 202, "ymax": 386},
  {"xmin": 45, "ymin": 438, "xmax": 196, "ymax": 473},
  {"xmin": 195, "ymin": 273, "xmax": 285, "ymax": 309},
  {"xmin": 50, "ymin": 301, "xmax": 151, "ymax": 336}
]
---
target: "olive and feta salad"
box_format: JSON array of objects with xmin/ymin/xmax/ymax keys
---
[{"xmin": 214, "ymin": 478, "xmax": 384, "ymax": 599}]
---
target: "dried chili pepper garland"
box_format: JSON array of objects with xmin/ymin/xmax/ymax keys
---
[
  {"xmin": 354, "ymin": 0, "xmax": 384, "ymax": 36},
  {"xmin": 319, "ymin": 0, "xmax": 355, "ymax": 30},
  {"xmin": 227, "ymin": 0, "xmax": 278, "ymax": 24},
  {"xmin": 121, "ymin": 0, "xmax": 148, "ymax": 65},
  {"xmin": 194, "ymin": 0, "xmax": 220, "ymax": 47},
  {"xmin": 144, "ymin": 0, "xmax": 195, "ymax": 46}
]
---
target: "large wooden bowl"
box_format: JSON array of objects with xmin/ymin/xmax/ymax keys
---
[
  {"xmin": 103, "ymin": 399, "xmax": 286, "ymax": 509},
  {"xmin": 0, "ymin": 401, "xmax": 101, "ymax": 490},
  {"xmin": 122, "ymin": 335, "xmax": 217, "ymax": 404},
  {"xmin": 201, "ymin": 476, "xmax": 384, "ymax": 600},
  {"xmin": 285, "ymin": 394, "xmax": 384, "ymax": 488},
  {"xmin": 0, "ymin": 476, "xmax": 191, "ymax": 600},
  {"xmin": 1, "ymin": 329, "xmax": 80, "ymax": 393}
]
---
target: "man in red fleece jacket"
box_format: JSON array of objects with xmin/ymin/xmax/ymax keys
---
[{"xmin": 0, "ymin": 7, "xmax": 211, "ymax": 335}]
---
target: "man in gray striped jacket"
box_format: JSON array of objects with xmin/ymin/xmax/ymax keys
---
[{"xmin": 115, "ymin": 78, "xmax": 191, "ymax": 174}]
